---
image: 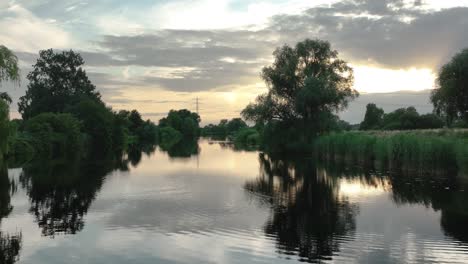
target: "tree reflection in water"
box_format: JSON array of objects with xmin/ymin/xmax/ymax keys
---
[
  {"xmin": 18, "ymin": 150, "xmax": 144, "ymax": 237},
  {"xmin": 390, "ymin": 174, "xmax": 468, "ymax": 244},
  {"xmin": 324, "ymin": 160, "xmax": 468, "ymax": 245},
  {"xmin": 244, "ymin": 154, "xmax": 358, "ymax": 263},
  {"xmin": 161, "ymin": 138, "xmax": 200, "ymax": 159},
  {"xmin": 0, "ymin": 161, "xmax": 21, "ymax": 264}
]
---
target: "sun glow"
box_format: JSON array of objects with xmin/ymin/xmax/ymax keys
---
[{"xmin": 353, "ymin": 66, "xmax": 436, "ymax": 93}]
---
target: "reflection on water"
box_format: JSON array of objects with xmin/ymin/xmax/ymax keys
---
[
  {"xmin": 0, "ymin": 161, "xmax": 21, "ymax": 264},
  {"xmin": 0, "ymin": 140, "xmax": 467, "ymax": 263},
  {"xmin": 245, "ymin": 154, "xmax": 358, "ymax": 262}
]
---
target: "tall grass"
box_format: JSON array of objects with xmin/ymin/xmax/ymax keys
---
[{"xmin": 315, "ymin": 130, "xmax": 468, "ymax": 177}]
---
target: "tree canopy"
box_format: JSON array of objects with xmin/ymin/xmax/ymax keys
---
[
  {"xmin": 431, "ymin": 48, "xmax": 468, "ymax": 124},
  {"xmin": 360, "ymin": 103, "xmax": 384, "ymax": 130},
  {"xmin": 0, "ymin": 45, "xmax": 20, "ymax": 104},
  {"xmin": 242, "ymin": 39, "xmax": 358, "ymax": 133},
  {"xmin": 359, "ymin": 104, "xmax": 444, "ymax": 131},
  {"xmin": 18, "ymin": 49, "xmax": 102, "ymax": 119},
  {"xmin": 159, "ymin": 109, "xmax": 200, "ymax": 138}
]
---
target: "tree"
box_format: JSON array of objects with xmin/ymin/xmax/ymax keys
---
[
  {"xmin": 360, "ymin": 103, "xmax": 384, "ymax": 130},
  {"xmin": 382, "ymin": 107, "xmax": 419, "ymax": 130},
  {"xmin": 242, "ymin": 39, "xmax": 357, "ymax": 133},
  {"xmin": 18, "ymin": 49, "xmax": 102, "ymax": 119},
  {"xmin": 226, "ymin": 118, "xmax": 247, "ymax": 133},
  {"xmin": 431, "ymin": 48, "xmax": 468, "ymax": 124},
  {"xmin": 0, "ymin": 45, "xmax": 20, "ymax": 104},
  {"xmin": 0, "ymin": 101, "xmax": 9, "ymax": 159},
  {"xmin": 241, "ymin": 39, "xmax": 357, "ymax": 152},
  {"xmin": 159, "ymin": 109, "xmax": 200, "ymax": 138},
  {"xmin": 23, "ymin": 113, "xmax": 82, "ymax": 157},
  {"xmin": 68, "ymin": 99, "xmax": 114, "ymax": 155}
]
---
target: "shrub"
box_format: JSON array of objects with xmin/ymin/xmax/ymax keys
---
[{"xmin": 23, "ymin": 113, "xmax": 82, "ymax": 158}]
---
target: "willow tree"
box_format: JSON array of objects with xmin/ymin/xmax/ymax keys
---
[
  {"xmin": 0, "ymin": 46, "xmax": 20, "ymax": 159},
  {"xmin": 241, "ymin": 39, "xmax": 358, "ymax": 152},
  {"xmin": 0, "ymin": 45, "xmax": 20, "ymax": 104}
]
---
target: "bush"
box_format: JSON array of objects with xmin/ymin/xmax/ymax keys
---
[
  {"xmin": 23, "ymin": 113, "xmax": 82, "ymax": 158},
  {"xmin": 234, "ymin": 128, "xmax": 260, "ymax": 147}
]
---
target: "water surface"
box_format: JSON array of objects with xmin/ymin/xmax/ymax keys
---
[{"xmin": 1, "ymin": 140, "xmax": 468, "ymax": 263}]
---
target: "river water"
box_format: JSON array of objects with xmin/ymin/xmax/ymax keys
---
[{"xmin": 1, "ymin": 139, "xmax": 468, "ymax": 263}]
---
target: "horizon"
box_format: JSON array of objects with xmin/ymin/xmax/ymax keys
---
[{"xmin": 2, "ymin": 0, "xmax": 468, "ymax": 124}]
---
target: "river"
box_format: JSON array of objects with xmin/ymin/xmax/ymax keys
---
[{"xmin": 1, "ymin": 139, "xmax": 467, "ymax": 263}]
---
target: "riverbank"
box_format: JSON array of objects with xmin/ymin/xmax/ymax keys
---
[{"xmin": 315, "ymin": 129, "xmax": 468, "ymax": 177}]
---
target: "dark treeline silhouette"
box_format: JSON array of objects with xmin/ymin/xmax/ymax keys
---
[
  {"xmin": 360, "ymin": 104, "xmax": 445, "ymax": 130},
  {"xmin": 201, "ymin": 118, "xmax": 262, "ymax": 148},
  {"xmin": 201, "ymin": 118, "xmax": 247, "ymax": 137},
  {"xmin": 244, "ymin": 154, "xmax": 357, "ymax": 262}
]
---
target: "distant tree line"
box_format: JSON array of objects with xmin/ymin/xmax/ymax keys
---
[
  {"xmin": 359, "ymin": 104, "xmax": 445, "ymax": 130},
  {"xmin": 359, "ymin": 47, "xmax": 468, "ymax": 131},
  {"xmin": 201, "ymin": 118, "xmax": 261, "ymax": 147}
]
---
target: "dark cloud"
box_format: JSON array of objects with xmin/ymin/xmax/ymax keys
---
[{"xmin": 269, "ymin": 1, "xmax": 468, "ymax": 70}]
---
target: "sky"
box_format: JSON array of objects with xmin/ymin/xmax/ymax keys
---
[{"xmin": 1, "ymin": 0, "xmax": 468, "ymax": 124}]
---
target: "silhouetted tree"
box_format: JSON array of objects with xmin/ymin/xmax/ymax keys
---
[
  {"xmin": 242, "ymin": 39, "xmax": 357, "ymax": 129},
  {"xmin": 360, "ymin": 103, "xmax": 384, "ymax": 130},
  {"xmin": 431, "ymin": 48, "xmax": 468, "ymax": 124},
  {"xmin": 242, "ymin": 39, "xmax": 358, "ymax": 152},
  {"xmin": 18, "ymin": 49, "xmax": 102, "ymax": 119}
]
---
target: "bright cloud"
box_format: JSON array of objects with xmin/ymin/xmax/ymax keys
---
[{"xmin": 0, "ymin": 4, "xmax": 71, "ymax": 52}]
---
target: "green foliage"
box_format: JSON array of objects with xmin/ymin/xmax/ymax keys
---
[
  {"xmin": 23, "ymin": 113, "xmax": 82, "ymax": 158},
  {"xmin": 68, "ymin": 99, "xmax": 114, "ymax": 155},
  {"xmin": 159, "ymin": 109, "xmax": 200, "ymax": 138},
  {"xmin": 18, "ymin": 49, "xmax": 102, "ymax": 119},
  {"xmin": 116, "ymin": 109, "xmax": 158, "ymax": 147},
  {"xmin": 233, "ymin": 128, "xmax": 261, "ymax": 147},
  {"xmin": 0, "ymin": 100, "xmax": 9, "ymax": 160},
  {"xmin": 382, "ymin": 107, "xmax": 420, "ymax": 130},
  {"xmin": 431, "ymin": 48, "xmax": 468, "ymax": 124},
  {"xmin": 0, "ymin": 45, "xmax": 20, "ymax": 85},
  {"xmin": 158, "ymin": 126, "xmax": 182, "ymax": 149},
  {"xmin": 242, "ymin": 39, "xmax": 357, "ymax": 130},
  {"xmin": 360, "ymin": 103, "xmax": 384, "ymax": 130},
  {"xmin": 360, "ymin": 105, "xmax": 445, "ymax": 131},
  {"xmin": 241, "ymin": 39, "xmax": 358, "ymax": 153},
  {"xmin": 316, "ymin": 131, "xmax": 468, "ymax": 176},
  {"xmin": 201, "ymin": 118, "xmax": 247, "ymax": 137}
]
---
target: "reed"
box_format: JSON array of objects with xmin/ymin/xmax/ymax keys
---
[{"xmin": 315, "ymin": 130, "xmax": 468, "ymax": 176}]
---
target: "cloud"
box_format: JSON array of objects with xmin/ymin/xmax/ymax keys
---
[
  {"xmin": 0, "ymin": 4, "xmax": 72, "ymax": 52},
  {"xmin": 3, "ymin": 0, "xmax": 467, "ymax": 123}
]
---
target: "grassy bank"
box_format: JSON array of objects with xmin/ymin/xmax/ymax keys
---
[{"xmin": 315, "ymin": 129, "xmax": 468, "ymax": 176}]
